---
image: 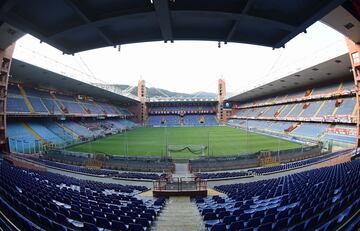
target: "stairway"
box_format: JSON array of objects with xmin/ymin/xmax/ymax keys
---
[
  {"xmin": 21, "ymin": 123, "xmax": 43, "ymax": 141},
  {"xmin": 18, "ymin": 85, "xmax": 35, "ymax": 113},
  {"xmin": 173, "ymin": 163, "xmax": 191, "ymax": 177},
  {"xmin": 56, "ymin": 122, "xmax": 79, "ymax": 138},
  {"xmin": 284, "ymin": 104, "xmax": 297, "ymax": 117},
  {"xmin": 50, "ymin": 93, "xmax": 67, "ymax": 113},
  {"xmin": 75, "ymin": 98, "xmax": 90, "ymax": 114},
  {"xmin": 55, "ymin": 122, "xmax": 79, "ymax": 138},
  {"xmin": 314, "ymin": 100, "xmax": 326, "ymax": 117},
  {"xmin": 332, "ymin": 102, "xmax": 340, "ymax": 115},
  {"xmin": 153, "ymin": 197, "xmax": 206, "ymax": 231}
]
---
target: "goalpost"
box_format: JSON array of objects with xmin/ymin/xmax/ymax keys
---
[{"xmin": 166, "ymin": 144, "xmax": 208, "ymax": 157}]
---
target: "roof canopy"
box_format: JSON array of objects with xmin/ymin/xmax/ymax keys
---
[
  {"xmin": 228, "ymin": 53, "xmax": 353, "ymax": 103},
  {"xmin": 0, "ymin": 0, "xmax": 345, "ymax": 54},
  {"xmin": 10, "ymin": 59, "xmax": 138, "ymax": 104}
]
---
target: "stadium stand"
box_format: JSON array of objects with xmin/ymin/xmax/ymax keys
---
[
  {"xmin": 7, "ymin": 119, "xmax": 136, "ymax": 154},
  {"xmin": 0, "ymin": 159, "xmax": 165, "ymax": 231},
  {"xmin": 21, "ymin": 156, "xmax": 169, "ymax": 180},
  {"xmin": 43, "ymin": 150, "xmax": 175, "ymax": 173},
  {"xmin": 113, "ymin": 172, "xmax": 167, "ymax": 180},
  {"xmin": 248, "ymin": 150, "xmax": 345, "ymax": 175},
  {"xmin": 147, "ymin": 102, "xmax": 218, "ymax": 127},
  {"xmin": 25, "ymin": 158, "xmax": 118, "ymax": 177},
  {"xmin": 189, "ymin": 145, "xmax": 322, "ymax": 172},
  {"xmin": 6, "ymin": 97, "xmax": 29, "ymax": 113},
  {"xmin": 195, "ymin": 171, "xmax": 251, "ymax": 180},
  {"xmin": 6, "ymin": 83, "xmax": 132, "ymax": 117},
  {"xmin": 291, "ymin": 123, "xmax": 329, "ymax": 139},
  {"xmin": 229, "ymin": 79, "xmax": 357, "ymax": 145},
  {"xmin": 199, "ymin": 159, "xmax": 360, "ymax": 231},
  {"xmin": 7, "ymin": 122, "xmax": 40, "ymax": 153},
  {"xmin": 147, "ymin": 114, "xmax": 218, "ymax": 127}
]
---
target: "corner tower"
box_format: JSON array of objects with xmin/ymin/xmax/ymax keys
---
[
  {"xmin": 217, "ymin": 79, "xmax": 226, "ymax": 124},
  {"xmin": 137, "ymin": 80, "xmax": 148, "ymax": 124}
]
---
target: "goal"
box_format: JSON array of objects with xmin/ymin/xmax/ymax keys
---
[{"xmin": 167, "ymin": 144, "xmax": 207, "ymax": 156}]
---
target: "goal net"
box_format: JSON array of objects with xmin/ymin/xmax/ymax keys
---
[{"xmin": 167, "ymin": 144, "xmax": 207, "ymax": 156}]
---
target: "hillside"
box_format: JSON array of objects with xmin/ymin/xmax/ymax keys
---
[{"xmin": 105, "ymin": 84, "xmax": 217, "ymax": 98}]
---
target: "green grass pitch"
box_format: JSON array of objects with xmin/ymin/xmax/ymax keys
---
[{"xmin": 67, "ymin": 126, "xmax": 301, "ymax": 158}]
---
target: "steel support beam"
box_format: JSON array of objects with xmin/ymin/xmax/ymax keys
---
[
  {"xmin": 226, "ymin": 0, "xmax": 255, "ymax": 42},
  {"xmin": 153, "ymin": 0, "xmax": 173, "ymax": 42},
  {"xmin": 64, "ymin": 0, "xmax": 113, "ymax": 46}
]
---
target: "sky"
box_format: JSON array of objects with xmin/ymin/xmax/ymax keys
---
[{"xmin": 13, "ymin": 22, "xmax": 347, "ymax": 95}]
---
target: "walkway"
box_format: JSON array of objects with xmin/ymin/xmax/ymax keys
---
[
  {"xmin": 153, "ymin": 197, "xmax": 206, "ymax": 231},
  {"xmin": 173, "ymin": 163, "xmax": 191, "ymax": 177}
]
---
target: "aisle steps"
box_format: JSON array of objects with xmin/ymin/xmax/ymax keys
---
[
  {"xmin": 18, "ymin": 85, "xmax": 35, "ymax": 113},
  {"xmin": 153, "ymin": 197, "xmax": 206, "ymax": 231}
]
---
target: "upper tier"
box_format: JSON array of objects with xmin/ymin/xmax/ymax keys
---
[{"xmin": 7, "ymin": 83, "xmax": 133, "ymax": 117}]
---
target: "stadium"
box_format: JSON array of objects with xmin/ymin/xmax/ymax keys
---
[{"xmin": 0, "ymin": 1, "xmax": 359, "ymax": 231}]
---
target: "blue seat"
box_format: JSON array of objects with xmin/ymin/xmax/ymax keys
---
[
  {"xmin": 96, "ymin": 216, "xmax": 111, "ymax": 229},
  {"xmin": 39, "ymin": 214, "xmax": 52, "ymax": 230},
  {"xmin": 128, "ymin": 223, "xmax": 144, "ymax": 231},
  {"xmin": 56, "ymin": 212, "xmax": 69, "ymax": 226},
  {"xmin": 140, "ymin": 213, "xmax": 153, "ymax": 221},
  {"xmin": 304, "ymin": 215, "xmax": 318, "ymax": 230},
  {"xmin": 289, "ymin": 213, "xmax": 301, "ymax": 226},
  {"xmin": 45, "ymin": 208, "xmax": 56, "ymax": 220},
  {"xmin": 318, "ymin": 210, "xmax": 330, "ymax": 224},
  {"xmin": 211, "ymin": 223, "xmax": 227, "ymax": 231},
  {"xmin": 83, "ymin": 222, "xmax": 98, "ymax": 231},
  {"xmin": 273, "ymin": 217, "xmax": 288, "ymax": 230},
  {"xmin": 82, "ymin": 213, "xmax": 95, "ymax": 224},
  {"xmin": 218, "ymin": 211, "xmax": 230, "ymax": 219},
  {"xmin": 223, "ymin": 215, "xmax": 236, "ymax": 225},
  {"xmin": 262, "ymin": 214, "xmax": 275, "ymax": 223},
  {"xmin": 232, "ymin": 209, "xmax": 243, "ymax": 216},
  {"xmin": 203, "ymin": 213, "xmax": 219, "ymax": 227},
  {"xmin": 240, "ymin": 228, "xmax": 253, "ymax": 231},
  {"xmin": 215, "ymin": 208, "xmax": 226, "ymax": 214},
  {"xmin": 81, "ymin": 208, "xmax": 92, "ymax": 214},
  {"xmin": 246, "ymin": 218, "xmax": 260, "ymax": 228},
  {"xmin": 252, "ymin": 211, "xmax": 264, "ymax": 219},
  {"xmin": 292, "ymin": 222, "xmax": 305, "ymax": 231},
  {"xmin": 258, "ymin": 222, "xmax": 272, "ymax": 231},
  {"xmin": 112, "ymin": 220, "xmax": 127, "ymax": 230},
  {"xmin": 228, "ymin": 221, "xmax": 244, "ymax": 231},
  {"xmin": 93, "ymin": 210, "xmax": 104, "ymax": 218},
  {"xmin": 276, "ymin": 210, "xmax": 288, "ymax": 220},
  {"xmin": 323, "ymin": 219, "xmax": 337, "ymax": 231},
  {"xmin": 144, "ymin": 209, "xmax": 156, "ymax": 218},
  {"xmin": 202, "ymin": 208, "xmax": 213, "ymax": 216},
  {"xmin": 69, "ymin": 210, "xmax": 82, "ymax": 221},
  {"xmin": 52, "ymin": 222, "xmax": 67, "ymax": 231},
  {"xmin": 302, "ymin": 208, "xmax": 313, "ymax": 220},
  {"xmin": 114, "ymin": 209, "xmax": 125, "ymax": 217},
  {"xmin": 109, "ymin": 213, "xmax": 120, "ymax": 221},
  {"xmin": 136, "ymin": 217, "xmax": 150, "ymax": 228},
  {"xmin": 120, "ymin": 215, "xmax": 134, "ymax": 224},
  {"xmin": 238, "ymin": 213, "xmax": 251, "ymax": 221},
  {"xmin": 27, "ymin": 209, "xmax": 39, "ymax": 221}
]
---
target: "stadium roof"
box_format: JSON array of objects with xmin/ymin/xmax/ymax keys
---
[
  {"xmin": 0, "ymin": 0, "xmax": 346, "ymax": 54},
  {"xmin": 10, "ymin": 59, "xmax": 139, "ymax": 103},
  {"xmin": 228, "ymin": 53, "xmax": 353, "ymax": 103}
]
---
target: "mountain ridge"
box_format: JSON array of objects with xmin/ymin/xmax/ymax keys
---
[{"xmin": 107, "ymin": 84, "xmax": 218, "ymax": 98}]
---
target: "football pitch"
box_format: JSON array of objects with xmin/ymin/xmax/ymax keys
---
[{"xmin": 67, "ymin": 126, "xmax": 301, "ymax": 158}]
